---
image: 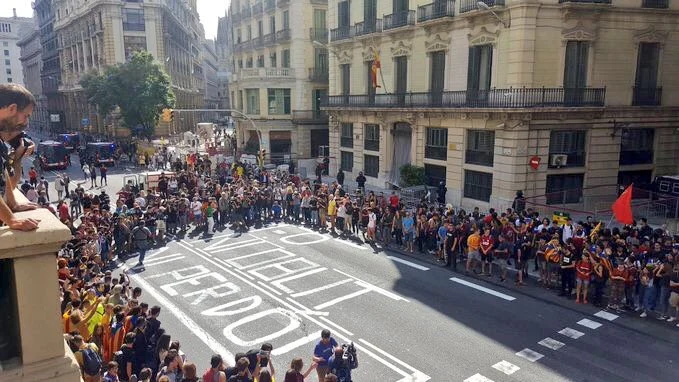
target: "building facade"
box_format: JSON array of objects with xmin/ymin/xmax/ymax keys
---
[
  {"xmin": 216, "ymin": 13, "xmax": 233, "ymax": 109},
  {"xmin": 50, "ymin": 0, "xmax": 206, "ymax": 137},
  {"xmin": 324, "ymin": 0, "xmax": 679, "ymax": 212},
  {"xmin": 202, "ymin": 40, "xmax": 220, "ymax": 109},
  {"xmin": 228, "ymin": 0, "xmax": 330, "ymax": 163},
  {"xmin": 17, "ymin": 26, "xmax": 50, "ymax": 133},
  {"xmin": 0, "ymin": 10, "xmax": 35, "ymax": 86}
]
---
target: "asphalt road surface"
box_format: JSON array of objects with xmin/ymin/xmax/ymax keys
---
[
  {"xmin": 119, "ymin": 222, "xmax": 678, "ymax": 382},
  {"xmin": 21, "ymin": 148, "xmax": 677, "ymax": 382}
]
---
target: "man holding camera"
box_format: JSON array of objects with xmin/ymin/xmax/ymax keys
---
[
  {"xmin": 327, "ymin": 345, "xmax": 358, "ymax": 382},
  {"xmin": 0, "ymin": 84, "xmax": 40, "ymax": 231}
]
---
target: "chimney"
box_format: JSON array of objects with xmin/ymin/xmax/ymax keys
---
[{"xmin": 13, "ymin": 8, "xmax": 17, "ymax": 18}]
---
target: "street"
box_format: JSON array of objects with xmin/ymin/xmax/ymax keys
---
[
  {"xmin": 120, "ymin": 223, "xmax": 677, "ymax": 382},
  {"xmin": 23, "ymin": 153, "xmax": 679, "ymax": 382}
]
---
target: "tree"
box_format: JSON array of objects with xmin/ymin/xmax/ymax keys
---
[
  {"xmin": 400, "ymin": 164, "xmax": 427, "ymax": 188},
  {"xmin": 80, "ymin": 51, "xmax": 175, "ymax": 138}
]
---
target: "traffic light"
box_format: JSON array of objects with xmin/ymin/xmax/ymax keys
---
[
  {"xmin": 170, "ymin": 110, "xmax": 175, "ymax": 122},
  {"xmin": 258, "ymin": 149, "xmax": 266, "ymax": 167}
]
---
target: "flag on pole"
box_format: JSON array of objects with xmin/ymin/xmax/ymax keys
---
[
  {"xmin": 371, "ymin": 52, "xmax": 381, "ymax": 88},
  {"xmin": 612, "ymin": 184, "xmax": 634, "ymax": 225}
]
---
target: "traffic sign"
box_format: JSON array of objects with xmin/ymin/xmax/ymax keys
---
[{"xmin": 81, "ymin": 118, "xmax": 89, "ymax": 126}]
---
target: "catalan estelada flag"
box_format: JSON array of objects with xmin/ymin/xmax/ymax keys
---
[{"xmin": 371, "ymin": 53, "xmax": 381, "ymax": 88}]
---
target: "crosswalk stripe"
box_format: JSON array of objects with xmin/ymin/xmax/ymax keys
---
[
  {"xmin": 538, "ymin": 337, "xmax": 565, "ymax": 350},
  {"xmin": 577, "ymin": 318, "xmax": 603, "ymax": 329},
  {"xmin": 594, "ymin": 310, "xmax": 619, "ymax": 321},
  {"xmin": 558, "ymin": 327, "xmax": 585, "ymax": 339},
  {"xmin": 491, "ymin": 360, "xmax": 520, "ymax": 375},
  {"xmin": 515, "ymin": 348, "xmax": 544, "ymax": 362}
]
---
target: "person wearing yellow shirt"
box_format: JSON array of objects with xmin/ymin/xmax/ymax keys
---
[
  {"xmin": 327, "ymin": 196, "xmax": 337, "ymax": 233},
  {"xmin": 466, "ymin": 226, "xmax": 481, "ymax": 275}
]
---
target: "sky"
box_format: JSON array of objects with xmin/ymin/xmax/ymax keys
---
[{"xmin": 1, "ymin": 0, "xmax": 230, "ymax": 40}]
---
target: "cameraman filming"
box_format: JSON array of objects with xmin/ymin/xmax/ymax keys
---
[
  {"xmin": 0, "ymin": 84, "xmax": 39, "ymax": 231},
  {"xmin": 327, "ymin": 344, "xmax": 358, "ymax": 382}
]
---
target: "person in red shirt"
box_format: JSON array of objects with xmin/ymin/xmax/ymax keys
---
[
  {"xmin": 480, "ymin": 228, "xmax": 495, "ymax": 277},
  {"xmin": 575, "ymin": 253, "xmax": 592, "ymax": 304},
  {"xmin": 58, "ymin": 200, "xmax": 70, "ymax": 222},
  {"xmin": 28, "ymin": 166, "xmax": 38, "ymax": 187},
  {"xmin": 388, "ymin": 191, "xmax": 399, "ymax": 211}
]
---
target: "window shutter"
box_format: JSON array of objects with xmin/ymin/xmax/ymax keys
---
[{"xmin": 467, "ymin": 47, "xmax": 480, "ymax": 91}]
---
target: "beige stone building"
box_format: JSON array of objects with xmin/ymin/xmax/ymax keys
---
[
  {"xmin": 52, "ymin": 0, "xmax": 206, "ymax": 137},
  {"xmin": 324, "ymin": 0, "xmax": 679, "ymax": 212},
  {"xmin": 18, "ymin": 26, "xmax": 50, "ymax": 134},
  {"xmin": 229, "ymin": 0, "xmax": 330, "ymax": 163}
]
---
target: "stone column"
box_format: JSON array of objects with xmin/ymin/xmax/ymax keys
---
[{"xmin": 0, "ymin": 191, "xmax": 79, "ymax": 382}]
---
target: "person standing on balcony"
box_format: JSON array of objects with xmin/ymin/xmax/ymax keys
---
[
  {"xmin": 0, "ymin": 84, "xmax": 40, "ymax": 231},
  {"xmin": 336, "ymin": 168, "xmax": 345, "ymax": 186}
]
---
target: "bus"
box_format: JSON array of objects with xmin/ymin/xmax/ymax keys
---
[
  {"xmin": 85, "ymin": 142, "xmax": 117, "ymax": 167},
  {"xmin": 35, "ymin": 141, "xmax": 70, "ymax": 171},
  {"xmin": 58, "ymin": 132, "xmax": 80, "ymax": 151}
]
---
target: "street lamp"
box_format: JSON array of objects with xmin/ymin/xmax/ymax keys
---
[{"xmin": 476, "ymin": 1, "xmax": 510, "ymax": 28}]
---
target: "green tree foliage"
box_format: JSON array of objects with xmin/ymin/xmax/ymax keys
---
[
  {"xmin": 80, "ymin": 51, "xmax": 175, "ymax": 138},
  {"xmin": 400, "ymin": 164, "xmax": 427, "ymax": 187}
]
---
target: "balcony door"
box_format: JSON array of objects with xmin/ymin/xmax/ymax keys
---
[
  {"xmin": 634, "ymin": 43, "xmax": 660, "ymax": 105},
  {"xmin": 395, "ymin": 56, "xmax": 408, "ymax": 105},
  {"xmin": 564, "ymin": 41, "xmax": 589, "ymax": 105},
  {"xmin": 430, "ymin": 51, "xmax": 445, "ymax": 106},
  {"xmin": 364, "ymin": 0, "xmax": 377, "ymax": 31},
  {"xmin": 393, "ymin": 0, "xmax": 409, "ymax": 25},
  {"xmin": 341, "ymin": 64, "xmax": 350, "ymax": 104},
  {"xmin": 338, "ymin": 1, "xmax": 350, "ymax": 29},
  {"xmin": 467, "ymin": 45, "xmax": 492, "ymax": 105},
  {"xmin": 314, "ymin": 89, "xmax": 327, "ymax": 117}
]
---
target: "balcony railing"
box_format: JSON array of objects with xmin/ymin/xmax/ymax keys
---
[
  {"xmin": 322, "ymin": 87, "xmax": 607, "ymax": 108},
  {"xmin": 632, "ymin": 86, "xmax": 662, "ymax": 106},
  {"xmin": 292, "ymin": 110, "xmax": 329, "ymax": 124},
  {"xmin": 418, "ymin": 1, "xmax": 455, "ymax": 22},
  {"xmin": 460, "ymin": 0, "xmax": 505, "ymax": 13},
  {"xmin": 253, "ymin": 2, "xmax": 263, "ymax": 15},
  {"xmin": 364, "ymin": 139, "xmax": 379, "ymax": 152},
  {"xmin": 354, "ymin": 19, "xmax": 383, "ymax": 36},
  {"xmin": 122, "ymin": 22, "xmax": 145, "ymax": 31},
  {"xmin": 263, "ymin": 33, "xmax": 276, "ymax": 46},
  {"xmin": 252, "ymin": 36, "xmax": 264, "ymax": 48},
  {"xmin": 425, "ymin": 146, "xmax": 447, "ymax": 161},
  {"xmin": 330, "ymin": 26, "xmax": 353, "ymax": 42},
  {"xmin": 557, "ymin": 0, "xmax": 611, "ymax": 3},
  {"xmin": 276, "ymin": 29, "xmax": 291, "ymax": 43},
  {"xmin": 642, "ymin": 0, "xmax": 669, "ymax": 7},
  {"xmin": 308, "ymin": 67, "xmax": 329, "ymax": 82},
  {"xmin": 239, "ymin": 67, "xmax": 295, "ymax": 79},
  {"xmin": 242, "ymin": 7, "xmax": 252, "ymax": 19},
  {"xmin": 265, "ymin": 0, "xmax": 276, "ymax": 11},
  {"xmin": 383, "ymin": 10, "xmax": 416, "ymax": 30},
  {"xmin": 277, "ymin": 0, "xmax": 290, "ymax": 6},
  {"xmin": 310, "ymin": 28, "xmax": 328, "ymax": 44}
]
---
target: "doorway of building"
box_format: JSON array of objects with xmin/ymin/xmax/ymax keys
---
[{"xmin": 390, "ymin": 122, "xmax": 412, "ymax": 186}]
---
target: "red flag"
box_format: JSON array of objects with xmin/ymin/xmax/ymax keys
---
[
  {"xmin": 612, "ymin": 184, "xmax": 634, "ymax": 224},
  {"xmin": 371, "ymin": 53, "xmax": 381, "ymax": 88}
]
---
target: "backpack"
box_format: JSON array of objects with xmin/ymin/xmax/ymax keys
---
[
  {"xmin": 80, "ymin": 347, "xmax": 102, "ymax": 376},
  {"xmin": 330, "ymin": 359, "xmax": 351, "ymax": 382}
]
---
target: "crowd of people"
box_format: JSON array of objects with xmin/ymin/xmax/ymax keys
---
[{"xmin": 2, "ymin": 83, "xmax": 678, "ymax": 382}]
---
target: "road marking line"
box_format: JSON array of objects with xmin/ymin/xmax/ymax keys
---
[
  {"xmin": 449, "ymin": 277, "xmax": 516, "ymax": 301},
  {"xmin": 144, "ymin": 253, "xmax": 184, "ymax": 263},
  {"xmin": 209, "ymin": 240, "xmax": 267, "ymax": 254},
  {"xmin": 333, "ymin": 238, "xmax": 368, "ymax": 250},
  {"xmin": 558, "ymin": 327, "xmax": 585, "ymax": 339},
  {"xmin": 122, "ymin": 265, "xmax": 235, "ymax": 362},
  {"xmin": 248, "ymin": 232, "xmax": 285, "ymax": 249},
  {"xmin": 204, "ymin": 237, "xmax": 261, "ymax": 251},
  {"xmin": 359, "ymin": 338, "xmax": 425, "ymax": 375},
  {"xmin": 291, "ymin": 279, "xmax": 353, "ymax": 297},
  {"xmin": 386, "ymin": 256, "xmax": 430, "ymax": 271},
  {"xmin": 515, "ymin": 348, "xmax": 544, "ymax": 362},
  {"xmin": 271, "ymin": 333, "xmax": 320, "ymax": 356},
  {"xmin": 284, "ymin": 298, "xmax": 329, "ymax": 316},
  {"xmin": 464, "ymin": 373, "xmax": 494, "ymax": 382},
  {"xmin": 142, "ymin": 256, "xmax": 186, "ymax": 267},
  {"xmin": 237, "ymin": 253, "xmax": 296, "ymax": 270},
  {"xmin": 273, "ymin": 229, "xmax": 286, "ymax": 235},
  {"xmin": 577, "ymin": 318, "xmax": 603, "ymax": 329},
  {"xmin": 211, "ymin": 257, "xmax": 233, "ymax": 269},
  {"xmin": 249, "ymin": 257, "xmax": 320, "ymax": 282},
  {"xmin": 257, "ymin": 281, "xmax": 283, "ymax": 296},
  {"xmin": 314, "ymin": 289, "xmax": 372, "ymax": 310},
  {"xmin": 271, "ymin": 267, "xmax": 327, "ymax": 293},
  {"xmin": 173, "ymin": 241, "xmax": 430, "ymax": 381},
  {"xmin": 231, "ymin": 267, "xmax": 255, "ymax": 280},
  {"xmin": 492, "ymin": 360, "xmax": 520, "ymax": 375},
  {"xmin": 594, "ymin": 310, "xmax": 619, "ymax": 321},
  {"xmin": 334, "ymin": 269, "xmax": 409, "ymax": 302},
  {"xmin": 319, "ymin": 316, "xmax": 354, "ymax": 336},
  {"xmin": 538, "ymin": 337, "xmax": 565, "ymax": 350},
  {"xmin": 145, "ymin": 247, "xmax": 170, "ymax": 260}
]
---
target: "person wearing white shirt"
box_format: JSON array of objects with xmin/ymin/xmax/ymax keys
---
[
  {"xmin": 367, "ymin": 209, "xmax": 377, "ymax": 243},
  {"xmin": 562, "ymin": 218, "xmax": 575, "ymax": 243}
]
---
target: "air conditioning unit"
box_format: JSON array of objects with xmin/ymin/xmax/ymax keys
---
[{"xmin": 550, "ymin": 154, "xmax": 568, "ymax": 167}]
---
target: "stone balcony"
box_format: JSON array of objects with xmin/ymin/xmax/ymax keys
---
[{"xmin": 0, "ymin": 191, "xmax": 79, "ymax": 382}]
